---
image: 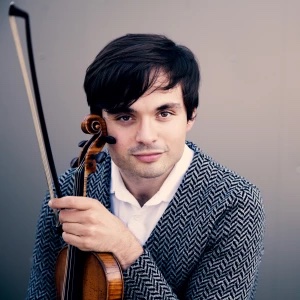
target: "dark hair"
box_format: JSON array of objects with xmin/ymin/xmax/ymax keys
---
[{"xmin": 84, "ymin": 34, "xmax": 200, "ymax": 121}]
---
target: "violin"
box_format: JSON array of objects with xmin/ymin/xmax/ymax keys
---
[
  {"xmin": 55, "ymin": 114, "xmax": 123, "ymax": 299},
  {"xmin": 9, "ymin": 3, "xmax": 123, "ymax": 299}
]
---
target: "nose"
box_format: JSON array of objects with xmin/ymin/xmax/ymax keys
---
[{"xmin": 135, "ymin": 118, "xmax": 158, "ymax": 144}]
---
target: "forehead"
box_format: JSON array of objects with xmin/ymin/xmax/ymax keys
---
[
  {"xmin": 132, "ymin": 83, "xmax": 183, "ymax": 110},
  {"xmin": 146, "ymin": 71, "xmax": 176, "ymax": 93},
  {"xmin": 138, "ymin": 71, "xmax": 183, "ymax": 101}
]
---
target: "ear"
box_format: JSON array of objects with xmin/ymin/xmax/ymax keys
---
[{"xmin": 186, "ymin": 109, "xmax": 197, "ymax": 132}]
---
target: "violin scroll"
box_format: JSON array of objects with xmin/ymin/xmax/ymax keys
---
[
  {"xmin": 74, "ymin": 114, "xmax": 108, "ymax": 175},
  {"xmin": 70, "ymin": 114, "xmax": 111, "ymax": 169},
  {"xmin": 81, "ymin": 114, "xmax": 116, "ymax": 144},
  {"xmin": 81, "ymin": 114, "xmax": 107, "ymax": 136}
]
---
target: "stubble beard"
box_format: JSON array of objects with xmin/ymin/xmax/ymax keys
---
[{"xmin": 120, "ymin": 158, "xmax": 172, "ymax": 180}]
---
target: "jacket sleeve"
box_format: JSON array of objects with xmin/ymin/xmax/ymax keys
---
[
  {"xmin": 26, "ymin": 169, "xmax": 75, "ymax": 299},
  {"xmin": 122, "ymin": 186, "xmax": 265, "ymax": 300},
  {"xmin": 26, "ymin": 192, "xmax": 65, "ymax": 299},
  {"xmin": 123, "ymin": 249, "xmax": 180, "ymax": 299}
]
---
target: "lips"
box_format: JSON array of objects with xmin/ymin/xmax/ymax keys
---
[{"xmin": 133, "ymin": 152, "xmax": 163, "ymax": 163}]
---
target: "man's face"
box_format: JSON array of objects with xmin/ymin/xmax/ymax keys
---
[{"xmin": 102, "ymin": 80, "xmax": 195, "ymax": 183}]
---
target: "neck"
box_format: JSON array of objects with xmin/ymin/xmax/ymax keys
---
[{"xmin": 119, "ymin": 171, "xmax": 171, "ymax": 207}]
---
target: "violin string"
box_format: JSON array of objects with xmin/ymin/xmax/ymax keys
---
[
  {"xmin": 61, "ymin": 246, "xmax": 69, "ymax": 299},
  {"xmin": 64, "ymin": 143, "xmax": 106, "ymax": 298},
  {"xmin": 9, "ymin": 15, "xmax": 60, "ymax": 223},
  {"xmin": 62, "ymin": 157, "xmax": 85, "ymax": 298}
]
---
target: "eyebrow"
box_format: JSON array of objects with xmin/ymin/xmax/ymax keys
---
[
  {"xmin": 104, "ymin": 107, "xmax": 135, "ymax": 115},
  {"xmin": 105, "ymin": 102, "xmax": 182, "ymax": 115},
  {"xmin": 156, "ymin": 103, "xmax": 182, "ymax": 111}
]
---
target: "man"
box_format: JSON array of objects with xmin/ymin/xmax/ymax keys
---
[{"xmin": 27, "ymin": 34, "xmax": 264, "ymax": 299}]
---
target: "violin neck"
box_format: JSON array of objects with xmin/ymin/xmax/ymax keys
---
[{"xmin": 61, "ymin": 164, "xmax": 87, "ymax": 299}]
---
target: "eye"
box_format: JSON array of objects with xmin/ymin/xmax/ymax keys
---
[
  {"xmin": 158, "ymin": 111, "xmax": 173, "ymax": 119},
  {"xmin": 116, "ymin": 115, "xmax": 132, "ymax": 122}
]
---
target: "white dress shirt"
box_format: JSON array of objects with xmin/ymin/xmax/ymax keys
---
[{"xmin": 110, "ymin": 144, "xmax": 194, "ymax": 245}]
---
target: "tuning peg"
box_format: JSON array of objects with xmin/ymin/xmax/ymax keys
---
[
  {"xmin": 70, "ymin": 157, "xmax": 78, "ymax": 168},
  {"xmin": 95, "ymin": 152, "xmax": 107, "ymax": 164},
  {"xmin": 104, "ymin": 136, "xmax": 117, "ymax": 144},
  {"xmin": 78, "ymin": 140, "xmax": 88, "ymax": 147}
]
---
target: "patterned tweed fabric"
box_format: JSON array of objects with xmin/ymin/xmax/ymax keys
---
[{"xmin": 26, "ymin": 141, "xmax": 265, "ymax": 299}]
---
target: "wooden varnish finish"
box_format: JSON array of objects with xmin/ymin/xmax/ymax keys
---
[{"xmin": 56, "ymin": 247, "xmax": 124, "ymax": 300}]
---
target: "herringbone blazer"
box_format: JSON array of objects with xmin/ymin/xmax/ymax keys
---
[{"xmin": 26, "ymin": 142, "xmax": 265, "ymax": 299}]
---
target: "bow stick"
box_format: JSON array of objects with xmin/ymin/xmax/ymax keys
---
[{"xmin": 9, "ymin": 2, "xmax": 61, "ymax": 226}]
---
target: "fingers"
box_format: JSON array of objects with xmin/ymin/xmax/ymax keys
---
[
  {"xmin": 59, "ymin": 209, "xmax": 85, "ymax": 224},
  {"xmin": 62, "ymin": 231, "xmax": 94, "ymax": 252},
  {"xmin": 57, "ymin": 203, "xmax": 106, "ymax": 227},
  {"xmin": 61, "ymin": 217, "xmax": 100, "ymax": 251},
  {"xmin": 61, "ymin": 219, "xmax": 109, "ymax": 252},
  {"xmin": 48, "ymin": 196, "xmax": 100, "ymax": 211},
  {"xmin": 62, "ymin": 222, "xmax": 84, "ymax": 236},
  {"xmin": 48, "ymin": 196, "xmax": 141, "ymax": 259}
]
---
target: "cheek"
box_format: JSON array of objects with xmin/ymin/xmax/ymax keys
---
[
  {"xmin": 165, "ymin": 122, "xmax": 189, "ymax": 141},
  {"xmin": 106, "ymin": 137, "xmax": 129, "ymax": 161},
  {"xmin": 111, "ymin": 132, "xmax": 128, "ymax": 149}
]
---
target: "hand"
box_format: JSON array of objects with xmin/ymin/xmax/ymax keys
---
[{"xmin": 49, "ymin": 196, "xmax": 143, "ymax": 270}]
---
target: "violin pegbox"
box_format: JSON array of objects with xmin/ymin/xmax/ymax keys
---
[{"xmin": 79, "ymin": 114, "xmax": 108, "ymax": 175}]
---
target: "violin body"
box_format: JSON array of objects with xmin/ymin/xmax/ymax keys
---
[{"xmin": 55, "ymin": 247, "xmax": 124, "ymax": 300}]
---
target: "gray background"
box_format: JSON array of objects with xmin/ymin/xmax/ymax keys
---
[{"xmin": 1, "ymin": 0, "xmax": 299, "ymax": 299}]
